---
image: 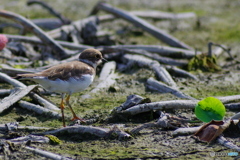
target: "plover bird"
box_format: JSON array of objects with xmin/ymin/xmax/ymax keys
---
[{"xmin": 15, "ymin": 48, "xmax": 105, "ymax": 127}]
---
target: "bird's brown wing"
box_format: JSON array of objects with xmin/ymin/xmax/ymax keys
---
[{"xmin": 40, "ymin": 61, "xmax": 95, "ymax": 81}]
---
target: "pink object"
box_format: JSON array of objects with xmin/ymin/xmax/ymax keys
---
[{"xmin": 0, "ymin": 34, "xmax": 8, "ymax": 50}]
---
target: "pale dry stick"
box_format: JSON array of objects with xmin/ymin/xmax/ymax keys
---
[
  {"xmin": 146, "ymin": 77, "xmax": 196, "ymax": 100},
  {"xmin": 130, "ymin": 11, "xmax": 196, "ymax": 20},
  {"xmin": 24, "ymin": 146, "xmax": 73, "ymax": 160},
  {"xmin": 6, "ymin": 34, "xmax": 91, "ymax": 50},
  {"xmin": 217, "ymin": 136, "xmax": 240, "ymax": 152},
  {"xmin": 100, "ymin": 45, "xmax": 201, "ymax": 59},
  {"xmin": 0, "ymin": 85, "xmax": 37, "ymax": 113},
  {"xmin": 0, "ymin": 10, "xmax": 69, "ymax": 59},
  {"xmin": 172, "ymin": 126, "xmax": 201, "ymax": 136},
  {"xmin": 18, "ymin": 101, "xmax": 63, "ymax": 120},
  {"xmin": 27, "ymin": 0, "xmax": 71, "ymax": 25},
  {"xmin": 43, "ymin": 125, "xmax": 131, "ymax": 140},
  {"xmin": 101, "ymin": 47, "xmax": 188, "ymax": 67},
  {"xmin": 89, "ymin": 61, "xmax": 117, "ymax": 93},
  {"xmin": 218, "ymin": 95, "xmax": 240, "ymax": 104},
  {"xmin": 9, "ymin": 135, "xmax": 50, "ymax": 144},
  {"xmin": 121, "ymin": 54, "xmax": 177, "ymax": 87},
  {"xmin": 0, "ymin": 123, "xmax": 50, "ymax": 132},
  {"xmin": 90, "ymin": 2, "xmax": 192, "ymax": 49},
  {"xmin": 0, "ymin": 72, "xmax": 59, "ymax": 110},
  {"xmin": 98, "ymin": 11, "xmax": 196, "ymax": 22},
  {"xmin": 231, "ymin": 112, "xmax": 240, "ymax": 120},
  {"xmin": 0, "ymin": 64, "xmax": 36, "ymax": 77}
]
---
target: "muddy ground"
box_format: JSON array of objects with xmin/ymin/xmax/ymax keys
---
[{"xmin": 0, "ymin": 0, "xmax": 240, "ymax": 159}]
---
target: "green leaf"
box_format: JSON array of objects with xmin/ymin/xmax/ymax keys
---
[{"xmin": 195, "ymin": 97, "xmax": 226, "ymax": 122}]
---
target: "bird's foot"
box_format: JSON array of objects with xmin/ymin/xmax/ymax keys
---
[{"xmin": 71, "ymin": 116, "xmax": 86, "ymax": 123}]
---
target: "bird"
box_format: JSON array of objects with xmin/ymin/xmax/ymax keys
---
[{"xmin": 15, "ymin": 48, "xmax": 105, "ymax": 127}]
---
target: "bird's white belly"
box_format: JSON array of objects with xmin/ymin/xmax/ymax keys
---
[{"xmin": 35, "ymin": 74, "xmax": 94, "ymax": 94}]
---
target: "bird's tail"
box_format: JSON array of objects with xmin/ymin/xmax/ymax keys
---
[{"xmin": 14, "ymin": 74, "xmax": 36, "ymax": 80}]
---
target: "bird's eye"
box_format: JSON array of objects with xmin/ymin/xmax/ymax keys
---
[{"xmin": 95, "ymin": 54, "xmax": 100, "ymax": 59}]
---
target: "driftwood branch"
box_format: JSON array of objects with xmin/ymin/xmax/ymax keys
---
[
  {"xmin": 100, "ymin": 45, "xmax": 200, "ymax": 59},
  {"xmin": 90, "ymin": 2, "xmax": 192, "ymax": 49},
  {"xmin": 24, "ymin": 146, "xmax": 72, "ymax": 160},
  {"xmin": 165, "ymin": 65, "xmax": 198, "ymax": 80},
  {"xmin": 43, "ymin": 125, "xmax": 131, "ymax": 140},
  {"xmin": 90, "ymin": 61, "xmax": 117, "ymax": 93},
  {"xmin": 120, "ymin": 94, "xmax": 240, "ymax": 116},
  {"xmin": 146, "ymin": 77, "xmax": 196, "ymax": 100},
  {"xmin": 6, "ymin": 34, "xmax": 90, "ymax": 50},
  {"xmin": 18, "ymin": 100, "xmax": 62, "ymax": 120},
  {"xmin": 172, "ymin": 126, "xmax": 201, "ymax": 136},
  {"xmin": 217, "ymin": 136, "xmax": 240, "ymax": 152},
  {"xmin": 0, "ymin": 10, "xmax": 69, "ymax": 59},
  {"xmin": 130, "ymin": 10, "xmax": 196, "ymax": 20},
  {"xmin": 102, "ymin": 47, "xmax": 188, "ymax": 66},
  {"xmin": 27, "ymin": 0, "xmax": 71, "ymax": 25},
  {"xmin": 0, "ymin": 85, "xmax": 37, "ymax": 113},
  {"xmin": 121, "ymin": 100, "xmax": 198, "ymax": 116},
  {"xmin": 121, "ymin": 54, "xmax": 177, "ymax": 87},
  {"xmin": 0, "ymin": 72, "xmax": 59, "ymax": 110}
]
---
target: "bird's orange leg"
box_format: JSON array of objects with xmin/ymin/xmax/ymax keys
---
[
  {"xmin": 66, "ymin": 94, "xmax": 86, "ymax": 123},
  {"xmin": 60, "ymin": 94, "xmax": 66, "ymax": 127}
]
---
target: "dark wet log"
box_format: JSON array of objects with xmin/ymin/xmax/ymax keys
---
[
  {"xmin": 90, "ymin": 2, "xmax": 192, "ymax": 49},
  {"xmin": 0, "ymin": 10, "xmax": 69, "ymax": 59},
  {"xmin": 27, "ymin": 0, "xmax": 71, "ymax": 25}
]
